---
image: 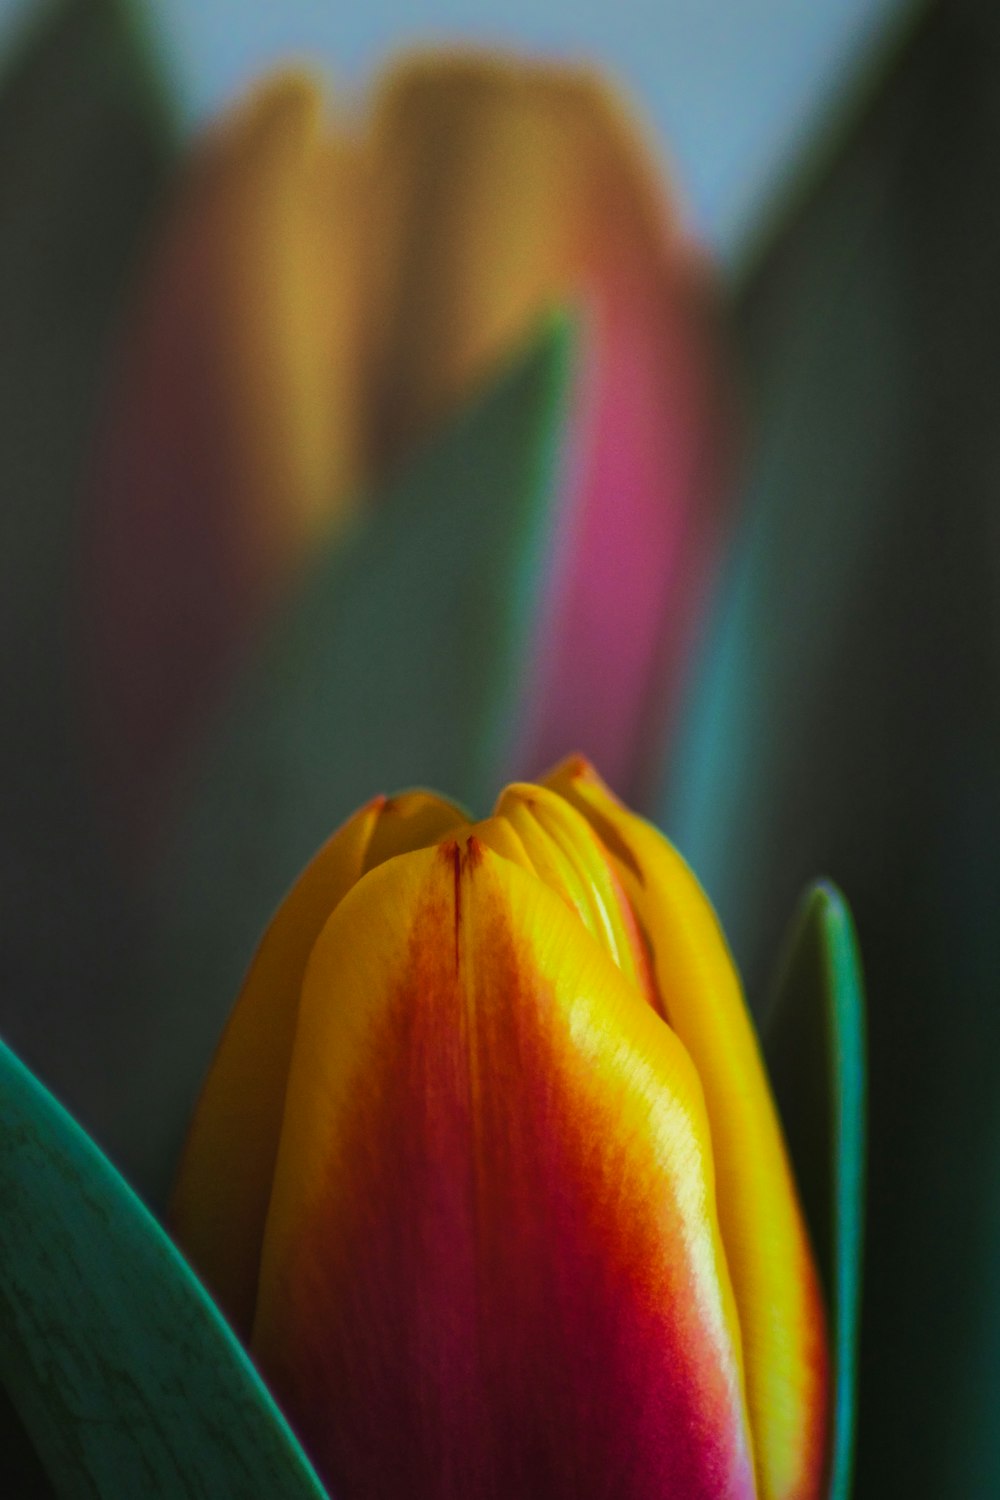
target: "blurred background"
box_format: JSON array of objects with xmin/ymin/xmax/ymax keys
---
[
  {"xmin": 0, "ymin": 0, "xmax": 921, "ymax": 265},
  {"xmin": 2, "ymin": 0, "xmax": 998, "ymax": 1495}
]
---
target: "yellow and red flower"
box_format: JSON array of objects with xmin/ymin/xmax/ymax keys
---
[{"xmin": 173, "ymin": 757, "xmax": 826, "ymax": 1500}]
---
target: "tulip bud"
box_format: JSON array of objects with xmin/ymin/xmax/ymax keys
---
[{"xmin": 173, "ymin": 758, "xmax": 826, "ymax": 1500}]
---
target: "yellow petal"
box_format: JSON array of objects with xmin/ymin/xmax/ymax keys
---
[
  {"xmin": 199, "ymin": 69, "xmax": 366, "ymax": 542},
  {"xmin": 364, "ymin": 53, "xmax": 686, "ymax": 464},
  {"xmin": 464, "ymin": 813, "xmax": 534, "ymax": 869},
  {"xmin": 545, "ymin": 756, "xmax": 828, "ymax": 1500},
  {"xmin": 362, "ymin": 789, "xmax": 467, "ymax": 873},
  {"xmin": 171, "ymin": 791, "xmax": 463, "ymax": 1330},
  {"xmin": 494, "ymin": 782, "xmax": 657, "ymax": 1004},
  {"xmin": 253, "ymin": 840, "xmax": 754, "ymax": 1498}
]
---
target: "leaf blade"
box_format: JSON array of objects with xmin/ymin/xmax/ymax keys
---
[
  {"xmin": 763, "ymin": 882, "xmax": 866, "ymax": 1500},
  {"xmin": 0, "ymin": 1034, "xmax": 329, "ymax": 1499}
]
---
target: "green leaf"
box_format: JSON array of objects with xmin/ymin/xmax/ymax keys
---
[
  {"xmin": 0, "ymin": 1033, "xmax": 330, "ymax": 1498},
  {"xmin": 121, "ymin": 315, "xmax": 574, "ymax": 1199},
  {"xmin": 0, "ymin": 0, "xmax": 176, "ymax": 1164},
  {"xmin": 763, "ymin": 883, "xmax": 865, "ymax": 1500}
]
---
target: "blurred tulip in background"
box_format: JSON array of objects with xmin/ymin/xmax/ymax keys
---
[{"xmin": 87, "ymin": 52, "xmax": 732, "ymax": 848}]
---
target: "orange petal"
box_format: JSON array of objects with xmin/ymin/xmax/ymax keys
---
[
  {"xmin": 253, "ymin": 840, "xmax": 755, "ymax": 1499},
  {"xmin": 87, "ymin": 71, "xmax": 366, "ymax": 848},
  {"xmin": 171, "ymin": 791, "xmax": 462, "ymax": 1331},
  {"xmin": 546, "ymin": 756, "xmax": 828, "ymax": 1500},
  {"xmin": 365, "ymin": 55, "xmax": 734, "ymax": 799}
]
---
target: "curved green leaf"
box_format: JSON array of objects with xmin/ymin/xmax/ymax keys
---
[
  {"xmin": 763, "ymin": 883, "xmax": 865, "ymax": 1500},
  {"xmin": 0, "ymin": 1034, "xmax": 329, "ymax": 1498}
]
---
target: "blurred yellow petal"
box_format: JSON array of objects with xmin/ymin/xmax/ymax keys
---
[
  {"xmin": 366, "ymin": 55, "xmax": 674, "ymax": 456},
  {"xmin": 545, "ymin": 756, "xmax": 828, "ymax": 1500},
  {"xmin": 211, "ymin": 71, "xmax": 365, "ymax": 540},
  {"xmin": 254, "ymin": 840, "xmax": 755, "ymax": 1499},
  {"xmin": 171, "ymin": 790, "xmax": 462, "ymax": 1330}
]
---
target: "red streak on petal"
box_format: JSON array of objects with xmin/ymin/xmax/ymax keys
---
[{"xmin": 261, "ymin": 864, "xmax": 754, "ymax": 1500}]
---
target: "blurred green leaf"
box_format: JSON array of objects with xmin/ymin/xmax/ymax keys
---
[
  {"xmin": 0, "ymin": 0, "xmax": 175, "ymax": 1159},
  {"xmin": 123, "ymin": 315, "xmax": 573, "ymax": 1199},
  {"xmin": 764, "ymin": 883, "xmax": 865, "ymax": 1500},
  {"xmin": 0, "ymin": 1034, "xmax": 329, "ymax": 1498}
]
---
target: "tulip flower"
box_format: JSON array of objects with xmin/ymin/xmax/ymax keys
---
[
  {"xmin": 86, "ymin": 53, "xmax": 733, "ymax": 847},
  {"xmin": 172, "ymin": 757, "xmax": 827, "ymax": 1500}
]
